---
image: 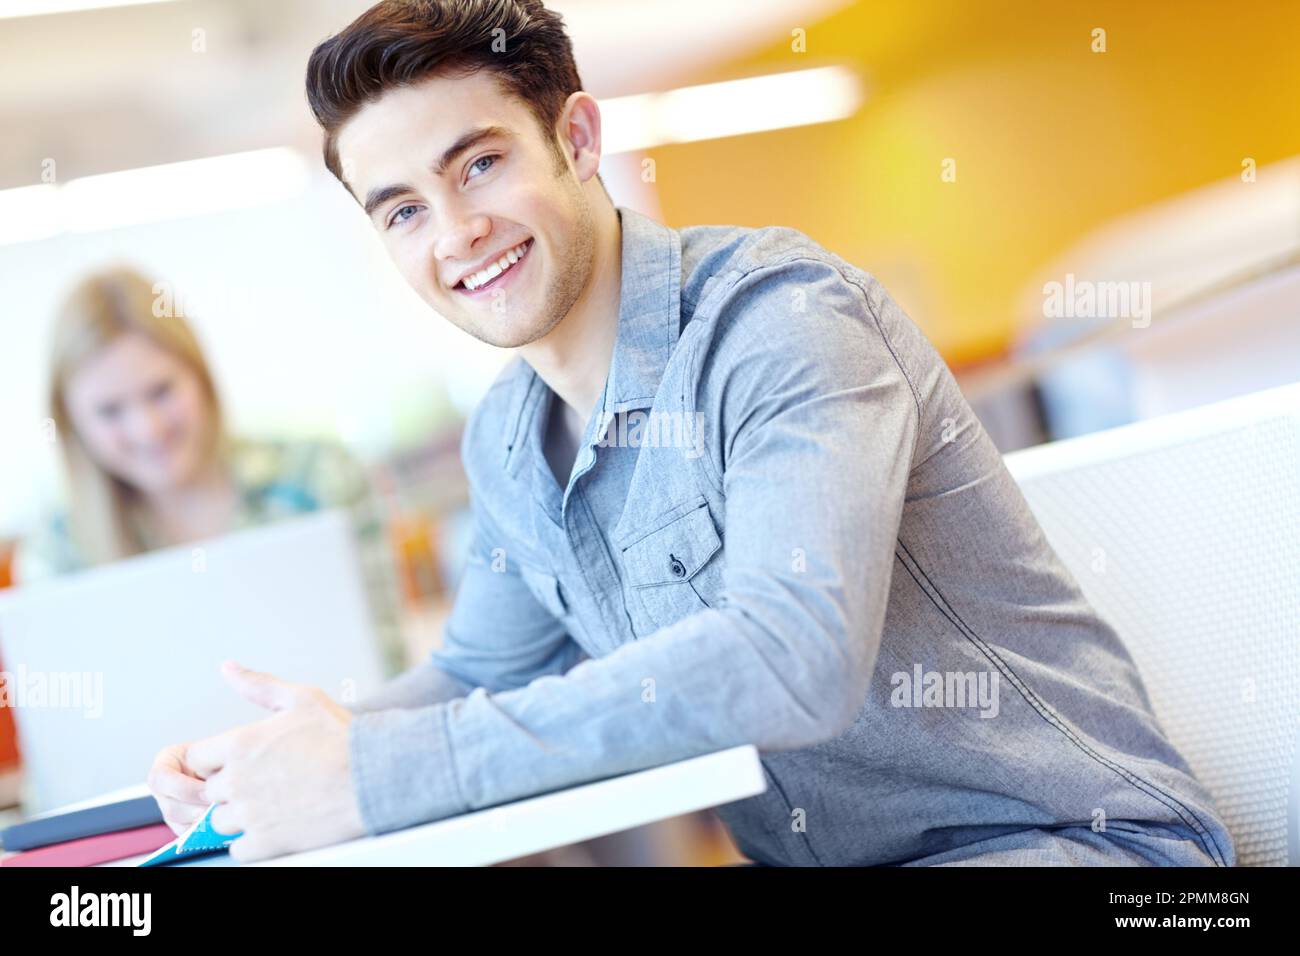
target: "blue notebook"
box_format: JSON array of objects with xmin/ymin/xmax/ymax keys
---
[{"xmin": 139, "ymin": 803, "xmax": 241, "ymax": 866}]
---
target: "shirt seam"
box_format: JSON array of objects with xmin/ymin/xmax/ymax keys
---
[
  {"xmin": 761, "ymin": 760, "xmax": 828, "ymax": 866},
  {"xmin": 685, "ymin": 253, "xmax": 926, "ymax": 492},
  {"xmin": 436, "ymin": 702, "xmax": 470, "ymax": 816},
  {"xmin": 893, "ymin": 539, "xmax": 1229, "ymax": 867}
]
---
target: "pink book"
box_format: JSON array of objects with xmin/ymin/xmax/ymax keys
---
[{"xmin": 1, "ymin": 823, "xmax": 174, "ymax": 867}]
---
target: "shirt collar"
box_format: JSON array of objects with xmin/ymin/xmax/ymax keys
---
[{"xmin": 502, "ymin": 205, "xmax": 682, "ymax": 476}]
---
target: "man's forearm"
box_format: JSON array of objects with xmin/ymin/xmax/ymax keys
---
[{"xmin": 346, "ymin": 658, "xmax": 473, "ymax": 714}]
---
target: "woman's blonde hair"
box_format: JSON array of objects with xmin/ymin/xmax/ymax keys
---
[{"xmin": 48, "ymin": 265, "xmax": 227, "ymax": 565}]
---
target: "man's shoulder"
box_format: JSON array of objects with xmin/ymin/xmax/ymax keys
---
[
  {"xmin": 678, "ymin": 220, "xmax": 873, "ymax": 314},
  {"xmin": 675, "ymin": 220, "xmax": 939, "ymax": 425},
  {"xmin": 677, "ymin": 219, "xmax": 902, "ymax": 369}
]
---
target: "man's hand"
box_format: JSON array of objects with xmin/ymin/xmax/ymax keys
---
[
  {"xmin": 147, "ymin": 742, "xmax": 208, "ymax": 836},
  {"xmin": 185, "ymin": 660, "xmax": 366, "ymax": 863}
]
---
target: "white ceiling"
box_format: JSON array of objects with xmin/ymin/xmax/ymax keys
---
[{"xmin": 0, "ymin": 0, "xmax": 852, "ymax": 190}]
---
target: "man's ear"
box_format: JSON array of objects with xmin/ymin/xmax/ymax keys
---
[{"xmin": 558, "ymin": 91, "xmax": 602, "ymax": 182}]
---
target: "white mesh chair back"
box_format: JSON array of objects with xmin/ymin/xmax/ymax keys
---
[{"xmin": 1003, "ymin": 382, "xmax": 1300, "ymax": 866}]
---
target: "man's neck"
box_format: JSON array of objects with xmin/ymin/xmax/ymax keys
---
[{"xmin": 517, "ymin": 197, "xmax": 622, "ymax": 437}]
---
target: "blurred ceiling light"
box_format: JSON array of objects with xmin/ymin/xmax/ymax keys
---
[
  {"xmin": 0, "ymin": 184, "xmax": 62, "ymax": 244},
  {"xmin": 0, "ymin": 64, "xmax": 861, "ymax": 243},
  {"xmin": 0, "ymin": 0, "xmax": 178, "ymax": 18},
  {"xmin": 63, "ymin": 148, "xmax": 310, "ymax": 232},
  {"xmin": 600, "ymin": 65, "xmax": 864, "ymax": 154},
  {"xmin": 0, "ymin": 148, "xmax": 309, "ymax": 243}
]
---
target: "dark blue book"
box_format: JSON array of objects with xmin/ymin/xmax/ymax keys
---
[{"xmin": 0, "ymin": 795, "xmax": 164, "ymax": 852}]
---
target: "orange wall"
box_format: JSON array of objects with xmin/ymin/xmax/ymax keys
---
[
  {"xmin": 0, "ymin": 542, "xmax": 19, "ymax": 770},
  {"xmin": 649, "ymin": 0, "xmax": 1300, "ymax": 366}
]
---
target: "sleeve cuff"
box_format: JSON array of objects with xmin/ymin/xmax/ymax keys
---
[{"xmin": 349, "ymin": 704, "xmax": 469, "ymax": 835}]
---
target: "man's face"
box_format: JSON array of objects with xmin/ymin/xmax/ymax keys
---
[{"xmin": 336, "ymin": 69, "xmax": 597, "ymax": 348}]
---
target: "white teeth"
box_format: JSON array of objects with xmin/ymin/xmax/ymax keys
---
[{"xmin": 462, "ymin": 239, "xmax": 531, "ymax": 291}]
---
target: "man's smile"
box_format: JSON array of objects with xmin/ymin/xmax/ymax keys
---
[{"xmin": 454, "ymin": 237, "xmax": 535, "ymax": 298}]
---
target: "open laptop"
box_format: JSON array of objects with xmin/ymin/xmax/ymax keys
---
[{"xmin": 0, "ymin": 509, "xmax": 387, "ymax": 813}]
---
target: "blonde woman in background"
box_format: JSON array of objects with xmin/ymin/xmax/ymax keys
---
[{"xmin": 16, "ymin": 265, "xmax": 406, "ymax": 677}]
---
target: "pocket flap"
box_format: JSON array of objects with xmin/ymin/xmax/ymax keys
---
[
  {"xmin": 621, "ymin": 499, "xmax": 722, "ymax": 588},
  {"xmin": 520, "ymin": 565, "xmax": 567, "ymax": 617}
]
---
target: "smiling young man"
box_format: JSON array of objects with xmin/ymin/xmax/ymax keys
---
[{"xmin": 149, "ymin": 0, "xmax": 1235, "ymax": 867}]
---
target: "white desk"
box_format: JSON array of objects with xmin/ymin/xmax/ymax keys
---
[{"xmin": 93, "ymin": 745, "xmax": 764, "ymax": 867}]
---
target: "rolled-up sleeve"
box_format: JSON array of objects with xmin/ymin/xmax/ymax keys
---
[
  {"xmin": 345, "ymin": 658, "xmax": 473, "ymax": 715},
  {"xmin": 349, "ymin": 460, "xmax": 587, "ymax": 832},
  {"xmin": 349, "ymin": 260, "xmax": 920, "ymax": 835}
]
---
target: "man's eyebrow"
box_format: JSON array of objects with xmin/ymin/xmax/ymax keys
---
[
  {"xmin": 433, "ymin": 125, "xmax": 511, "ymax": 176},
  {"xmin": 363, "ymin": 183, "xmax": 413, "ymax": 219},
  {"xmin": 360, "ymin": 125, "xmax": 512, "ymax": 220}
]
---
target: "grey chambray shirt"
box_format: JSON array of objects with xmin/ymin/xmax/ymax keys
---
[{"xmin": 348, "ymin": 205, "xmax": 1235, "ymax": 867}]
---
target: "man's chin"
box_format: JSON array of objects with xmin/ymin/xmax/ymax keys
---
[
  {"xmin": 465, "ymin": 317, "xmax": 560, "ymax": 351},
  {"xmin": 461, "ymin": 327, "xmax": 528, "ymax": 350}
]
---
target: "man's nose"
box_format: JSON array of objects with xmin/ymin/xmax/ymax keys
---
[{"xmin": 433, "ymin": 211, "xmax": 492, "ymax": 265}]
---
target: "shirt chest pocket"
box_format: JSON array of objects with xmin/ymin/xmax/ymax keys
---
[
  {"xmin": 520, "ymin": 564, "xmax": 568, "ymax": 620},
  {"xmin": 619, "ymin": 496, "xmax": 725, "ymax": 632}
]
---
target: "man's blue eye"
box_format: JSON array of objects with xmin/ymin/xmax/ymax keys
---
[
  {"xmin": 389, "ymin": 205, "xmax": 419, "ymax": 227},
  {"xmin": 468, "ymin": 155, "xmax": 498, "ymax": 178}
]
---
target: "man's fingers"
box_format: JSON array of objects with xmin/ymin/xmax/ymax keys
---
[
  {"xmin": 184, "ymin": 729, "xmax": 237, "ymax": 779},
  {"xmin": 202, "ymin": 768, "xmax": 232, "ymax": 804},
  {"xmin": 146, "ymin": 744, "xmax": 207, "ymax": 826},
  {"xmin": 161, "ymin": 802, "xmax": 205, "ymax": 836},
  {"xmin": 227, "ymin": 829, "xmax": 280, "ymax": 864},
  {"xmin": 209, "ymin": 802, "xmax": 245, "ymax": 838},
  {"xmin": 226, "ymin": 836, "xmax": 261, "ymax": 864},
  {"xmin": 221, "ymin": 660, "xmax": 302, "ymax": 712},
  {"xmin": 148, "ymin": 763, "xmax": 207, "ymax": 806}
]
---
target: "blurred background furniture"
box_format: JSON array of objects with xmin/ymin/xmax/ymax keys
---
[
  {"xmin": 1004, "ymin": 382, "xmax": 1300, "ymax": 867},
  {"xmin": 0, "ymin": 543, "xmax": 21, "ymax": 810}
]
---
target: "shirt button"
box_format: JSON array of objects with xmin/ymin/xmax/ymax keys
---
[{"xmin": 668, "ymin": 554, "xmax": 687, "ymax": 578}]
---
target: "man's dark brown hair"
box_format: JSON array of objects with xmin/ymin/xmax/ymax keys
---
[{"xmin": 305, "ymin": 0, "xmax": 587, "ymax": 186}]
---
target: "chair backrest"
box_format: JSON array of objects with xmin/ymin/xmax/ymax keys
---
[{"xmin": 1003, "ymin": 382, "xmax": 1300, "ymax": 866}]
